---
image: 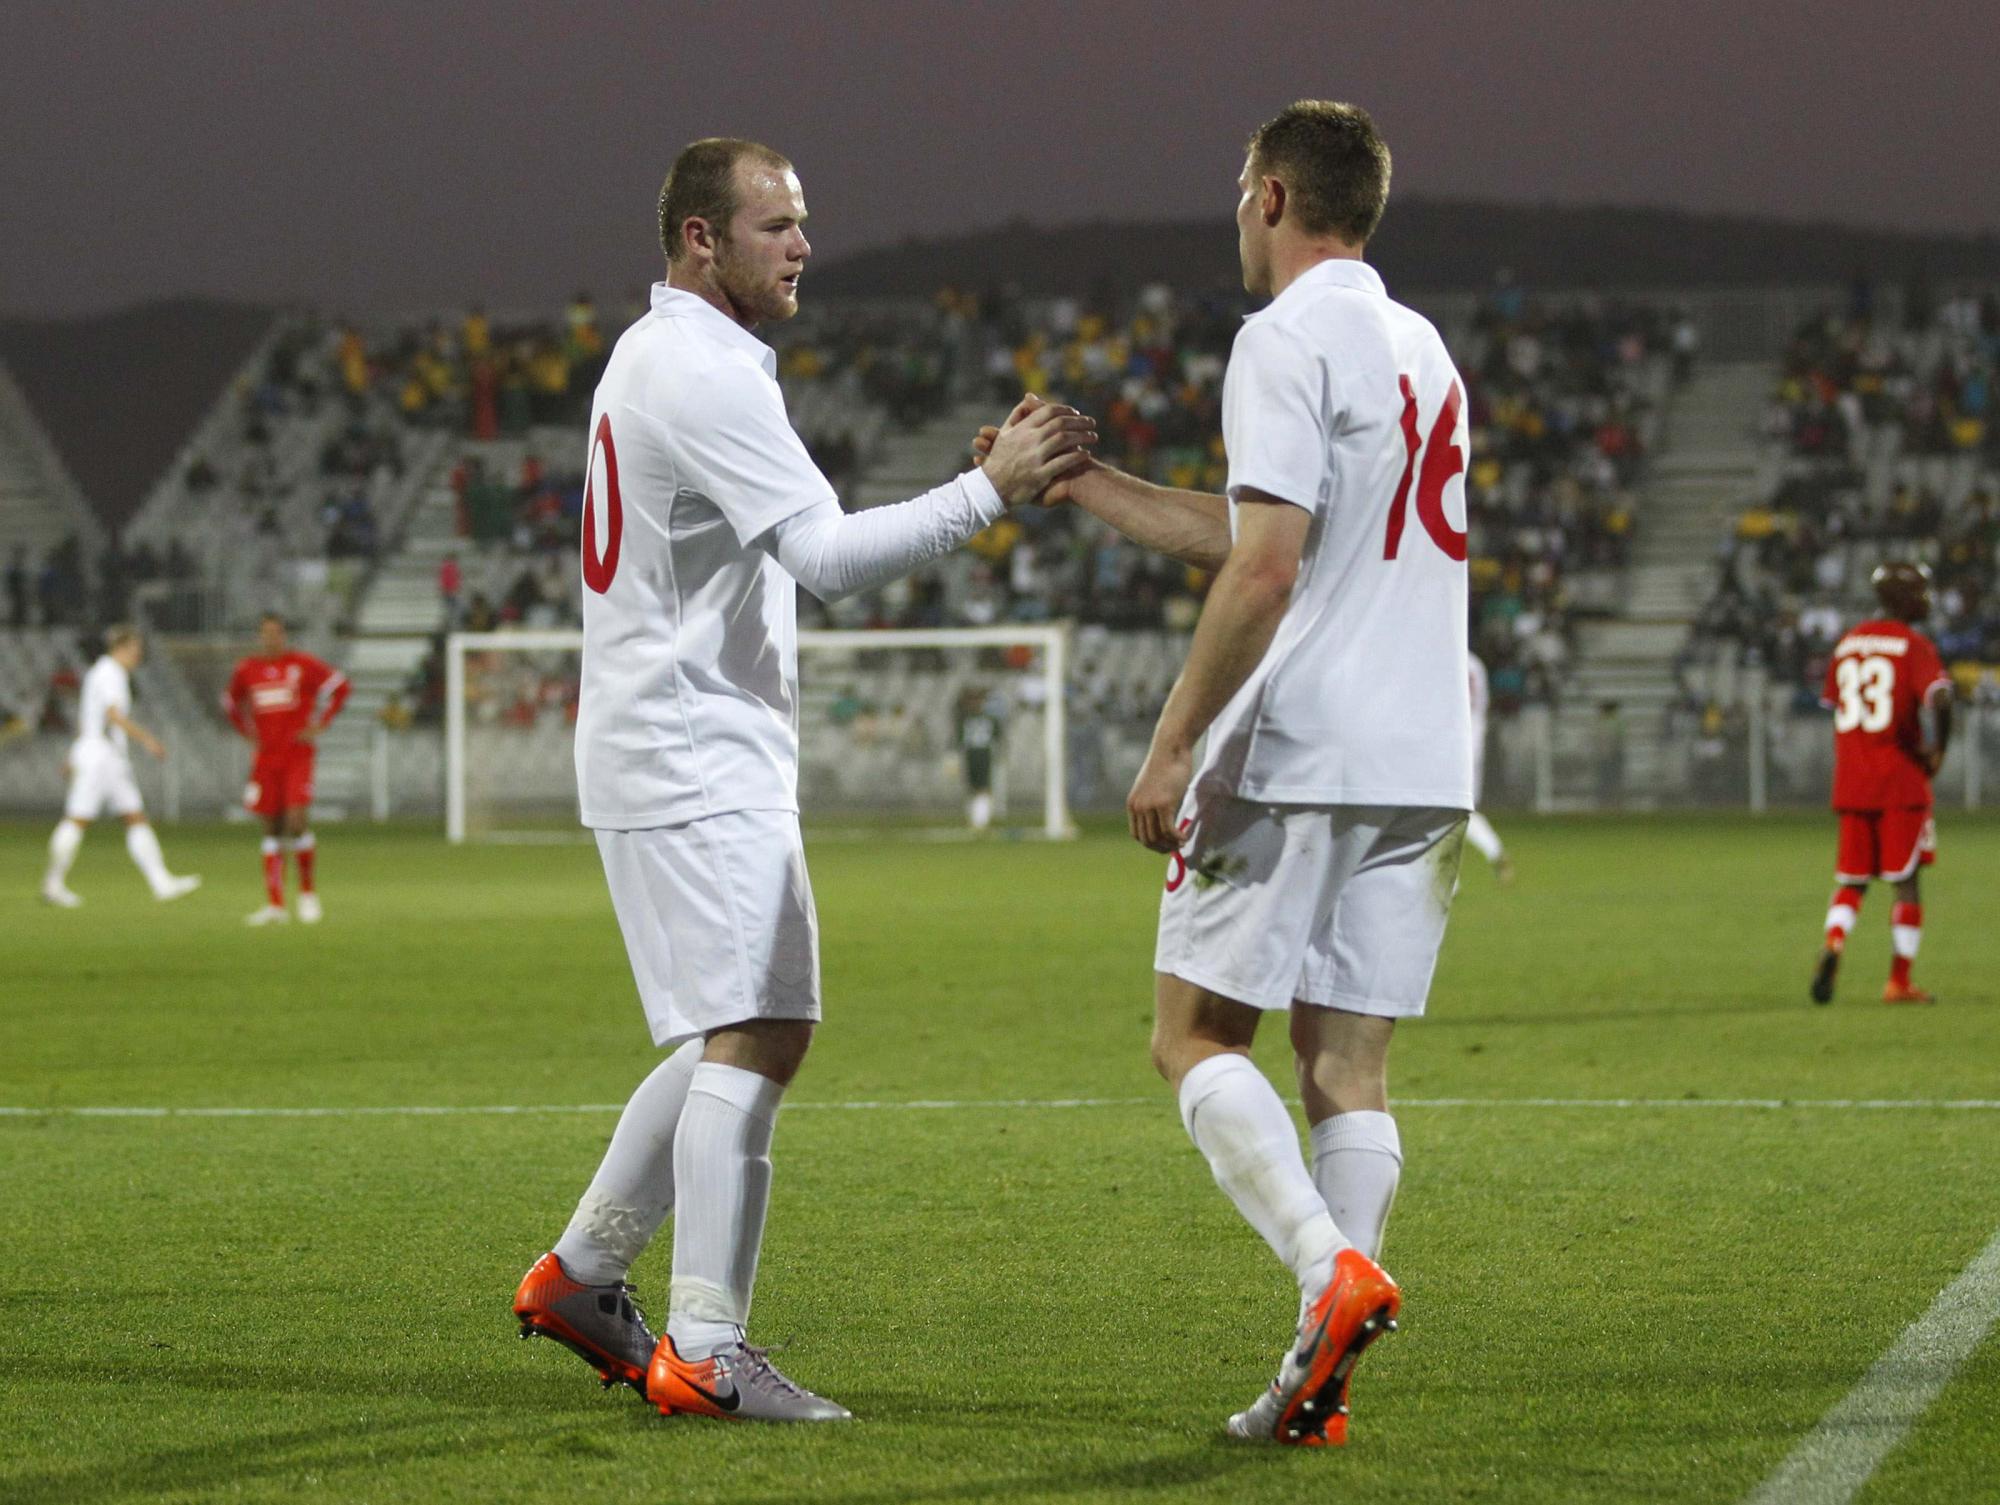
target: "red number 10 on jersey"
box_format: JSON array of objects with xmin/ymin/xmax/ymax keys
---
[
  {"xmin": 1383, "ymin": 376, "xmax": 1468, "ymax": 563},
  {"xmin": 583, "ymin": 412, "xmax": 623, "ymax": 594}
]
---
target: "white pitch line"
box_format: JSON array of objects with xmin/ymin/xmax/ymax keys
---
[
  {"xmin": 1744, "ymin": 1222, "xmax": 2000, "ymax": 1505},
  {"xmin": 1400, "ymin": 1096, "xmax": 2000, "ymax": 1112},
  {"xmin": 2, "ymin": 1096, "xmax": 1999, "ymax": 1119}
]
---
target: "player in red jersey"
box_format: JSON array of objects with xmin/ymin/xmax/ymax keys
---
[
  {"xmin": 223, "ymin": 613, "xmax": 350, "ymax": 925},
  {"xmin": 1811, "ymin": 562, "xmax": 1953, "ymax": 1005}
]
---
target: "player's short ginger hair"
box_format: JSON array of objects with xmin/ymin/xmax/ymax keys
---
[
  {"xmin": 1247, "ymin": 100, "xmax": 1392, "ymax": 246},
  {"xmin": 104, "ymin": 623, "xmax": 140, "ymax": 652},
  {"xmin": 659, "ymin": 138, "xmax": 793, "ymax": 264}
]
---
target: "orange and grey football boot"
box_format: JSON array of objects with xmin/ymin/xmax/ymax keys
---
[
  {"xmin": 648, "ymin": 1335, "xmax": 852, "ymax": 1422},
  {"xmin": 1227, "ymin": 1246, "xmax": 1401, "ymax": 1447},
  {"xmin": 513, "ymin": 1252, "xmax": 655, "ymax": 1394},
  {"xmin": 1881, "ymin": 979, "xmax": 1936, "ymax": 1004}
]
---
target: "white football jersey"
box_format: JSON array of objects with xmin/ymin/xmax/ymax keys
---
[
  {"xmin": 1198, "ymin": 258, "xmax": 1474, "ymax": 810},
  {"xmin": 1468, "ymin": 651, "xmax": 1490, "ymax": 731},
  {"xmin": 574, "ymin": 284, "xmax": 839, "ymax": 830},
  {"xmin": 73, "ymin": 655, "xmax": 132, "ymax": 757}
]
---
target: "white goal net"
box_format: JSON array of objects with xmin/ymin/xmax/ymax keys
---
[{"xmin": 446, "ymin": 625, "xmax": 1073, "ymax": 843}]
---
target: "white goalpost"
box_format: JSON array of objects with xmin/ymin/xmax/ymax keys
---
[{"xmin": 446, "ymin": 624, "xmax": 1074, "ymax": 844}]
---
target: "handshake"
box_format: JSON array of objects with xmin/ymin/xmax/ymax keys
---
[{"xmin": 971, "ymin": 394, "xmax": 1097, "ymax": 508}]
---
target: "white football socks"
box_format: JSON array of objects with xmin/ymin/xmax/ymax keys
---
[
  {"xmin": 667, "ymin": 1062, "xmax": 786, "ymax": 1359},
  {"xmin": 45, "ymin": 818, "xmax": 84, "ymax": 886},
  {"xmin": 1178, "ymin": 1053, "xmax": 1346, "ymax": 1295},
  {"xmin": 553, "ymin": 1039, "xmax": 704, "ymax": 1285},
  {"xmin": 1310, "ymin": 1110, "xmax": 1402, "ymax": 1263},
  {"xmin": 125, "ymin": 822, "xmax": 174, "ymax": 895}
]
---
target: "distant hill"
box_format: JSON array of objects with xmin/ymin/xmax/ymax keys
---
[
  {"xmin": 811, "ymin": 200, "xmax": 2000, "ymax": 299},
  {"xmin": 0, "ymin": 299, "xmax": 274, "ymax": 534}
]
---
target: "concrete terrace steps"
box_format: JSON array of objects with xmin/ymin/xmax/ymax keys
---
[
  {"xmin": 1558, "ymin": 361, "xmax": 1773, "ymax": 754},
  {"xmin": 313, "ymin": 434, "xmax": 472, "ymax": 802},
  {"xmin": 849, "ymin": 400, "xmax": 994, "ymax": 509}
]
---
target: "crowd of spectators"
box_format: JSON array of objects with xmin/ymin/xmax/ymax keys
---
[
  {"xmin": 1691, "ymin": 291, "xmax": 2000, "ymax": 710},
  {"xmin": 3, "ymin": 533, "xmax": 211, "ymax": 629},
  {"xmin": 31, "ymin": 280, "xmax": 1680, "ymax": 727},
  {"xmin": 5, "ymin": 535, "xmax": 90, "ymax": 627},
  {"xmin": 795, "ymin": 280, "xmax": 1679, "ymax": 718},
  {"xmin": 1444, "ymin": 292, "xmax": 1671, "ymax": 709},
  {"xmin": 331, "ymin": 297, "xmax": 608, "ymax": 438},
  {"xmin": 368, "ymin": 280, "xmax": 1679, "ymax": 722}
]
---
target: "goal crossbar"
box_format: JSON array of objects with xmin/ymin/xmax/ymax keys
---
[{"xmin": 446, "ymin": 624, "xmax": 1073, "ymax": 843}]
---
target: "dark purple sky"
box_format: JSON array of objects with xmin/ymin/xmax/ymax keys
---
[{"xmin": 3, "ymin": 0, "xmax": 1992, "ymax": 318}]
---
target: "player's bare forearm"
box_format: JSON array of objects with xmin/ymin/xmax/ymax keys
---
[
  {"xmin": 1921, "ymin": 688, "xmax": 1953, "ymax": 774},
  {"xmin": 109, "ymin": 708, "xmax": 165, "ymax": 758},
  {"xmin": 1068, "ymin": 465, "xmax": 1232, "ymax": 572},
  {"xmin": 1126, "ymin": 548, "xmax": 1293, "ymax": 851},
  {"xmin": 1125, "ymin": 496, "xmax": 1307, "ymax": 852}
]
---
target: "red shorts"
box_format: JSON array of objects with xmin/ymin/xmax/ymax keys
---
[
  {"xmin": 1835, "ymin": 807, "xmax": 1936, "ymax": 884},
  {"xmin": 245, "ymin": 745, "xmax": 316, "ymax": 818}
]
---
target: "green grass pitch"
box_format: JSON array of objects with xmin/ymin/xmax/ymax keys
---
[{"xmin": 3, "ymin": 813, "xmax": 1997, "ymax": 1503}]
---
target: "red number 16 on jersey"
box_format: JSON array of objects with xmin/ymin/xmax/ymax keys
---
[
  {"xmin": 583, "ymin": 412, "xmax": 623, "ymax": 594},
  {"xmin": 1383, "ymin": 376, "xmax": 1468, "ymax": 563}
]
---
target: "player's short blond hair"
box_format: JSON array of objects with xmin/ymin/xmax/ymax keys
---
[
  {"xmin": 1247, "ymin": 101, "xmax": 1392, "ymax": 246},
  {"xmin": 659, "ymin": 138, "xmax": 793, "ymax": 264},
  {"xmin": 104, "ymin": 623, "xmax": 140, "ymax": 652}
]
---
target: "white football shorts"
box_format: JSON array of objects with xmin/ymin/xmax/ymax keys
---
[
  {"xmin": 595, "ymin": 808, "xmax": 821, "ymax": 1048},
  {"xmin": 1154, "ymin": 795, "xmax": 1467, "ymax": 1017},
  {"xmin": 63, "ymin": 744, "xmax": 145, "ymax": 821}
]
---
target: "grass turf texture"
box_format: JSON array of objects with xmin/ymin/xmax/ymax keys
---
[{"xmin": 2, "ymin": 814, "xmax": 1997, "ymax": 1504}]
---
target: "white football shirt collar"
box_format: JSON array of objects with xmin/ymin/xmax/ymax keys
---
[
  {"xmin": 650, "ymin": 282, "xmax": 778, "ymax": 376},
  {"xmin": 1254, "ymin": 257, "xmax": 1386, "ymax": 319}
]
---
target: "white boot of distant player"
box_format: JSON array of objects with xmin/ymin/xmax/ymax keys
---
[
  {"xmin": 968, "ymin": 791, "xmax": 993, "ymax": 831},
  {"xmin": 1179, "ymin": 1053, "xmax": 1346, "ymax": 1296},
  {"xmin": 1310, "ymin": 1111, "xmax": 1403, "ymax": 1264},
  {"xmin": 666, "ymin": 1062, "xmax": 784, "ymax": 1359},
  {"xmin": 127, "ymin": 821, "xmax": 199, "ymax": 901},
  {"xmin": 42, "ymin": 818, "xmax": 85, "ymax": 906},
  {"xmin": 553, "ymin": 1040, "xmax": 705, "ymax": 1285}
]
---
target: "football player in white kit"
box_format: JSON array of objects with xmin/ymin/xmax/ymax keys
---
[
  {"xmin": 41, "ymin": 625, "xmax": 201, "ymax": 906},
  {"xmin": 981, "ymin": 102, "xmax": 1471, "ymax": 1446},
  {"xmin": 512, "ymin": 137, "xmax": 1094, "ymax": 1423},
  {"xmin": 1465, "ymin": 652, "xmax": 1513, "ymax": 882}
]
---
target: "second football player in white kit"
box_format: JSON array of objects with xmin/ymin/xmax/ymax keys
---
[
  {"xmin": 42, "ymin": 625, "xmax": 200, "ymax": 907},
  {"xmin": 988, "ymin": 101, "xmax": 1473, "ymax": 1446},
  {"xmin": 512, "ymin": 137, "xmax": 1093, "ymax": 1422}
]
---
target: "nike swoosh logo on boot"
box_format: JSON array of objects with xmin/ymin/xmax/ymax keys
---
[{"xmin": 685, "ymin": 1375, "xmax": 741, "ymax": 1413}]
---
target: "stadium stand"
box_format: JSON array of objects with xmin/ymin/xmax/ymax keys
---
[
  {"xmin": 0, "ymin": 361, "xmax": 107, "ymax": 627},
  {"xmin": 1, "ymin": 280, "xmax": 1687, "ymax": 817},
  {"xmin": 371, "ymin": 284, "xmax": 1677, "ymax": 816},
  {"xmin": 89, "ymin": 274, "xmax": 2000, "ymax": 819},
  {"xmin": 1673, "ymin": 291, "xmax": 2000, "ymax": 801}
]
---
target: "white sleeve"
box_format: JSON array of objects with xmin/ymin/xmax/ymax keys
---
[
  {"xmin": 671, "ymin": 360, "xmax": 839, "ymax": 546},
  {"xmin": 763, "ymin": 469, "xmax": 1007, "ymax": 602},
  {"xmin": 1223, "ymin": 318, "xmax": 1330, "ymax": 512}
]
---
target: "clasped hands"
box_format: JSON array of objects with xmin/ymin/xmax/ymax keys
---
[{"xmin": 972, "ymin": 394, "xmax": 1097, "ymax": 507}]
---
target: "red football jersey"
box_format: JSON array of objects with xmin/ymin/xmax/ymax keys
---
[
  {"xmin": 1820, "ymin": 619, "xmax": 1949, "ymax": 811},
  {"xmin": 224, "ymin": 652, "xmax": 349, "ymax": 749}
]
